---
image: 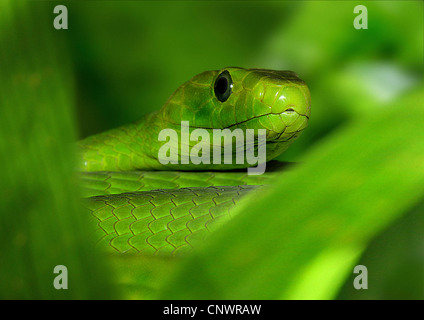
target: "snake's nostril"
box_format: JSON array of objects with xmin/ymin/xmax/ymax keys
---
[{"xmin": 285, "ymin": 108, "xmax": 295, "ymax": 112}]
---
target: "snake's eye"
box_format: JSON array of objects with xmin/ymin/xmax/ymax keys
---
[{"xmin": 214, "ymin": 70, "xmax": 233, "ymax": 102}]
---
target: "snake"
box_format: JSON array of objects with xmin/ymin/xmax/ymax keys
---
[{"xmin": 78, "ymin": 67, "xmax": 311, "ymax": 255}]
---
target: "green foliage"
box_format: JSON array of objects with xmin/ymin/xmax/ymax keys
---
[
  {"xmin": 0, "ymin": 1, "xmax": 113, "ymax": 299},
  {"xmin": 160, "ymin": 89, "xmax": 424, "ymax": 299},
  {"xmin": 338, "ymin": 198, "xmax": 424, "ymax": 299}
]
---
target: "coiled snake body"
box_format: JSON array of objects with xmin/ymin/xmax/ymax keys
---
[{"xmin": 78, "ymin": 67, "xmax": 311, "ymax": 255}]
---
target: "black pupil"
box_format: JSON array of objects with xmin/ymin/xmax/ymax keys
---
[
  {"xmin": 214, "ymin": 71, "xmax": 232, "ymax": 102},
  {"xmin": 216, "ymin": 77, "xmax": 228, "ymax": 95}
]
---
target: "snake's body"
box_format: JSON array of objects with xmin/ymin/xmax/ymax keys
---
[{"xmin": 79, "ymin": 67, "xmax": 311, "ymax": 254}]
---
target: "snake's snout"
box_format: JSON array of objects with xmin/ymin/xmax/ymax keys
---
[
  {"xmin": 260, "ymin": 82, "xmax": 311, "ymax": 141},
  {"xmin": 271, "ymin": 83, "xmax": 311, "ymax": 118}
]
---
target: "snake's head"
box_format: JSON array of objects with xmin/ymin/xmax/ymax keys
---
[{"xmin": 160, "ymin": 67, "xmax": 311, "ymax": 161}]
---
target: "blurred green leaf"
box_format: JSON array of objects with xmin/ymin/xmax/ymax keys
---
[
  {"xmin": 338, "ymin": 198, "xmax": 424, "ymax": 300},
  {"xmin": 160, "ymin": 89, "xmax": 424, "ymax": 299},
  {"xmin": 0, "ymin": 0, "xmax": 113, "ymax": 299}
]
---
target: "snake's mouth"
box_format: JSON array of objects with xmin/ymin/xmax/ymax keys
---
[
  {"xmin": 223, "ymin": 109, "xmax": 310, "ymax": 142},
  {"xmin": 182, "ymin": 109, "xmax": 309, "ymax": 144}
]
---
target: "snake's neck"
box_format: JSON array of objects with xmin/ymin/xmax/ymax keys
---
[{"xmin": 77, "ymin": 112, "xmax": 167, "ymax": 172}]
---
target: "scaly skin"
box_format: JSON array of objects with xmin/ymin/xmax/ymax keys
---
[
  {"xmin": 79, "ymin": 161, "xmax": 293, "ymax": 197},
  {"xmin": 82, "ymin": 186, "xmax": 261, "ymax": 255},
  {"xmin": 79, "ymin": 67, "xmax": 311, "ymax": 254}
]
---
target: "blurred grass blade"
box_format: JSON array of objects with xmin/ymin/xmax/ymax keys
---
[
  {"xmin": 160, "ymin": 88, "xmax": 424, "ymax": 299},
  {"xmin": 0, "ymin": 1, "xmax": 113, "ymax": 298},
  {"xmin": 337, "ymin": 197, "xmax": 424, "ymax": 299}
]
